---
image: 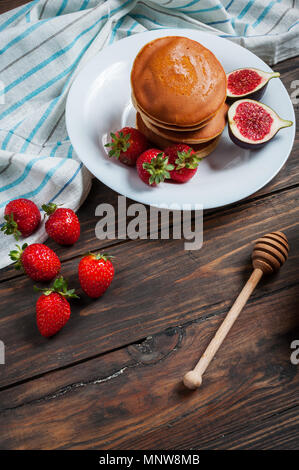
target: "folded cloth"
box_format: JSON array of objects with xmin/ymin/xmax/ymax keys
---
[{"xmin": 0, "ymin": 0, "xmax": 298, "ymax": 269}]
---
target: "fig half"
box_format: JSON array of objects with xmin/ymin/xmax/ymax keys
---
[
  {"xmin": 227, "ymin": 68, "xmax": 280, "ymax": 101},
  {"xmin": 228, "ymin": 99, "xmax": 293, "ymax": 150}
]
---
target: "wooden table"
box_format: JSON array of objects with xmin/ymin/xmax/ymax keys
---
[{"xmin": 0, "ymin": 1, "xmax": 298, "ymax": 451}]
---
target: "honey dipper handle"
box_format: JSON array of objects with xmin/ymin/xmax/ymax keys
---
[{"xmin": 183, "ymin": 268, "xmax": 264, "ymax": 390}]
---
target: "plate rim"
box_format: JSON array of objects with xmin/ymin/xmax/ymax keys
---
[{"xmin": 66, "ymin": 28, "xmax": 296, "ymax": 210}]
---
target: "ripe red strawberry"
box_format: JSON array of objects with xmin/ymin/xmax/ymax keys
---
[
  {"xmin": 136, "ymin": 149, "xmax": 174, "ymax": 186},
  {"xmin": 164, "ymin": 144, "xmax": 201, "ymax": 183},
  {"xmin": 78, "ymin": 252, "xmax": 114, "ymax": 298},
  {"xmin": 42, "ymin": 203, "xmax": 80, "ymax": 245},
  {"xmin": 35, "ymin": 276, "xmax": 79, "ymax": 338},
  {"xmin": 105, "ymin": 127, "xmax": 148, "ymax": 166},
  {"xmin": 9, "ymin": 243, "xmax": 61, "ymax": 281},
  {"xmin": 2, "ymin": 198, "xmax": 41, "ymax": 240}
]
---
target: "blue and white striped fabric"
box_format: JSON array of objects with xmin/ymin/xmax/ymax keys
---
[{"xmin": 0, "ymin": 0, "xmax": 298, "ymax": 268}]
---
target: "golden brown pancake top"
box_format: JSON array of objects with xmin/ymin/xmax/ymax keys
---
[{"xmin": 131, "ymin": 36, "xmax": 227, "ymax": 127}]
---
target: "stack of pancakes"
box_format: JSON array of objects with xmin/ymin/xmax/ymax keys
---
[{"xmin": 131, "ymin": 36, "xmax": 228, "ymax": 158}]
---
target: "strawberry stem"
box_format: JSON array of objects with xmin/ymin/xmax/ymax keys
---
[
  {"xmin": 105, "ymin": 131, "xmax": 131, "ymax": 159},
  {"xmin": 9, "ymin": 243, "xmax": 28, "ymax": 270},
  {"xmin": 143, "ymin": 153, "xmax": 174, "ymax": 185},
  {"xmin": 34, "ymin": 276, "xmax": 79, "ymax": 299},
  {"xmin": 1, "ymin": 213, "xmax": 22, "ymax": 240},
  {"xmin": 89, "ymin": 252, "xmax": 114, "ymax": 262},
  {"xmin": 42, "ymin": 203, "xmax": 58, "ymax": 216},
  {"xmin": 175, "ymin": 149, "xmax": 202, "ymax": 170}
]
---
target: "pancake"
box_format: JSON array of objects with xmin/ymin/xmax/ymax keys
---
[
  {"xmin": 136, "ymin": 112, "xmax": 220, "ymax": 158},
  {"xmin": 142, "ymin": 102, "xmax": 229, "ymax": 144},
  {"xmin": 131, "ymin": 92, "xmax": 217, "ymax": 131},
  {"xmin": 131, "ymin": 36, "xmax": 227, "ymax": 127}
]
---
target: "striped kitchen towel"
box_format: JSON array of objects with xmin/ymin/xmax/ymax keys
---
[{"xmin": 0, "ymin": 0, "xmax": 298, "ymax": 269}]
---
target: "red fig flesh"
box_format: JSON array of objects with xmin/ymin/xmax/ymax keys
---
[
  {"xmin": 226, "ymin": 68, "xmax": 280, "ymax": 101},
  {"xmin": 228, "ymin": 99, "xmax": 293, "ymax": 149}
]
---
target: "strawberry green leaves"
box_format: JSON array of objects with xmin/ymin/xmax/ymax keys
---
[
  {"xmin": 42, "ymin": 202, "xmax": 58, "ymax": 215},
  {"xmin": 105, "ymin": 131, "xmax": 131, "ymax": 159},
  {"xmin": 34, "ymin": 276, "xmax": 79, "ymax": 299},
  {"xmin": 175, "ymin": 149, "xmax": 202, "ymax": 170},
  {"xmin": 142, "ymin": 152, "xmax": 174, "ymax": 185},
  {"xmin": 9, "ymin": 243, "xmax": 28, "ymax": 269},
  {"xmin": 1, "ymin": 213, "xmax": 21, "ymax": 240}
]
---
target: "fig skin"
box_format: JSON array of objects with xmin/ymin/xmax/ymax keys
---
[
  {"xmin": 226, "ymin": 85, "xmax": 266, "ymax": 104},
  {"xmin": 228, "ymin": 125, "xmax": 266, "ymax": 150},
  {"xmin": 228, "ymin": 99, "xmax": 293, "ymax": 150},
  {"xmin": 226, "ymin": 69, "xmax": 280, "ymax": 103}
]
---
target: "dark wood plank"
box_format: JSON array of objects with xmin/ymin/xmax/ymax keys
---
[
  {"xmin": 0, "ymin": 181, "xmax": 122, "ymax": 283},
  {"xmin": 0, "ymin": 187, "xmax": 298, "ymax": 388},
  {"xmin": 0, "ymin": 282, "xmax": 297, "ymax": 449},
  {"xmin": 0, "ymin": 0, "xmax": 298, "ymax": 451},
  {"xmin": 0, "ymin": 0, "xmax": 31, "ymax": 15},
  {"xmin": 0, "ymin": 27, "xmax": 297, "ymax": 284},
  {"xmin": 194, "ymin": 406, "xmax": 299, "ymax": 450}
]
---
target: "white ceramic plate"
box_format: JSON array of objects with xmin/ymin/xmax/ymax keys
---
[{"xmin": 66, "ymin": 29, "xmax": 295, "ymax": 210}]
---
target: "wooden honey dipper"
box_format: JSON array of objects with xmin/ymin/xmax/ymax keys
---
[{"xmin": 183, "ymin": 231, "xmax": 289, "ymax": 390}]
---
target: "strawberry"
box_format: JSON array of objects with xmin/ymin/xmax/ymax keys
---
[
  {"xmin": 42, "ymin": 203, "xmax": 80, "ymax": 245},
  {"xmin": 78, "ymin": 252, "xmax": 114, "ymax": 298},
  {"xmin": 164, "ymin": 144, "xmax": 201, "ymax": 183},
  {"xmin": 105, "ymin": 127, "xmax": 148, "ymax": 166},
  {"xmin": 35, "ymin": 276, "xmax": 79, "ymax": 338},
  {"xmin": 136, "ymin": 149, "xmax": 174, "ymax": 186},
  {"xmin": 9, "ymin": 243, "xmax": 61, "ymax": 281},
  {"xmin": 2, "ymin": 198, "xmax": 41, "ymax": 240}
]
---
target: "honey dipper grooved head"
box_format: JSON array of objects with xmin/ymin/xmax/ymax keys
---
[{"xmin": 252, "ymin": 231, "xmax": 289, "ymax": 274}]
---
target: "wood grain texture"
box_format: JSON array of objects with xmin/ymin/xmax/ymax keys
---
[
  {"xmin": 183, "ymin": 267, "xmax": 264, "ymax": 389},
  {"xmin": 1, "ymin": 187, "xmax": 298, "ymax": 389},
  {"xmin": 0, "ymin": 0, "xmax": 298, "ymax": 451},
  {"xmin": 0, "ymin": 0, "xmax": 31, "ymax": 14},
  {"xmin": 0, "ymin": 59, "xmax": 297, "ymax": 284},
  {"xmin": 0, "ymin": 283, "xmax": 298, "ymax": 449}
]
